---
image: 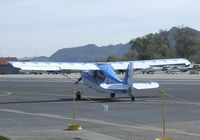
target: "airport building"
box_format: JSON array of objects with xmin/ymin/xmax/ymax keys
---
[{"xmin": 0, "ymin": 57, "xmax": 19, "ymax": 74}]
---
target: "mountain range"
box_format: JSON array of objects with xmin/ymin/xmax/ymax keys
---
[
  {"xmin": 32, "ymin": 26, "xmax": 200, "ymax": 62},
  {"xmin": 33, "ymin": 43, "xmax": 131, "ymax": 62}
]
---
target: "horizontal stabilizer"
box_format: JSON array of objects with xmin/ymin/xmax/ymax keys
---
[
  {"xmin": 100, "ymin": 82, "xmax": 159, "ymax": 90},
  {"xmin": 133, "ymin": 82, "xmax": 159, "ymax": 89},
  {"xmin": 100, "ymin": 83, "xmax": 128, "ymax": 90}
]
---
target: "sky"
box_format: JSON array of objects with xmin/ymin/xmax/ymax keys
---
[{"xmin": 0, "ymin": 0, "xmax": 200, "ymax": 58}]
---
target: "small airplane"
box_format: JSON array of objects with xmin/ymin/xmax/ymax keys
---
[{"xmin": 8, "ymin": 58, "xmax": 190, "ymax": 101}]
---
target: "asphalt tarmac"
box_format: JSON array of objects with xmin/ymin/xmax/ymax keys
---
[{"xmin": 0, "ymin": 74, "xmax": 200, "ymax": 140}]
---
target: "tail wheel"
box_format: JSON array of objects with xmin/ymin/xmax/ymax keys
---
[
  {"xmin": 76, "ymin": 91, "xmax": 81, "ymax": 100},
  {"xmin": 110, "ymin": 93, "xmax": 115, "ymax": 98},
  {"xmin": 131, "ymin": 96, "xmax": 135, "ymax": 101}
]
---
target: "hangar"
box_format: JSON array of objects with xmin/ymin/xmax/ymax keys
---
[{"xmin": 0, "ymin": 57, "xmax": 19, "ymax": 74}]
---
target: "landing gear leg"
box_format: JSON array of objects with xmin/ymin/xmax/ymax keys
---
[
  {"xmin": 76, "ymin": 91, "xmax": 81, "ymax": 100},
  {"xmin": 110, "ymin": 93, "xmax": 115, "ymax": 98}
]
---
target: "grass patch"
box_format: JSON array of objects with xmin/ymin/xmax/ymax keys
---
[{"xmin": 0, "ymin": 135, "xmax": 10, "ymax": 140}]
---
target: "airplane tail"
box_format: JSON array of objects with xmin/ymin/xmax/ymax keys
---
[
  {"xmin": 122, "ymin": 63, "xmax": 159, "ymax": 101},
  {"xmin": 123, "ymin": 63, "xmax": 135, "ymax": 101}
]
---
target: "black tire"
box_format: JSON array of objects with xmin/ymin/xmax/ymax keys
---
[
  {"xmin": 76, "ymin": 91, "xmax": 81, "ymax": 100},
  {"xmin": 131, "ymin": 97, "xmax": 135, "ymax": 101},
  {"xmin": 110, "ymin": 93, "xmax": 115, "ymax": 98}
]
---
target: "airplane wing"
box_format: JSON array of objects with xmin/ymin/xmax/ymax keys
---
[
  {"xmin": 7, "ymin": 61, "xmax": 99, "ymax": 71},
  {"xmin": 110, "ymin": 58, "xmax": 190, "ymax": 70},
  {"xmin": 8, "ymin": 58, "xmax": 190, "ymax": 71}
]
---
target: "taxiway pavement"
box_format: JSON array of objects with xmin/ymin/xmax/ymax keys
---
[{"xmin": 0, "ymin": 74, "xmax": 200, "ymax": 140}]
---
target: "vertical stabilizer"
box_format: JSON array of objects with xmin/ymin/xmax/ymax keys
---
[
  {"xmin": 123, "ymin": 62, "xmax": 135, "ymax": 101},
  {"xmin": 128, "ymin": 63, "xmax": 134, "ymax": 86},
  {"xmin": 123, "ymin": 63, "xmax": 133, "ymax": 85}
]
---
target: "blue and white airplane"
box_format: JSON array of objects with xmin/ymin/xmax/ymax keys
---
[{"xmin": 8, "ymin": 58, "xmax": 190, "ymax": 101}]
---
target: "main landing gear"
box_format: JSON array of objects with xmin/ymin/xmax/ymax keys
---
[
  {"xmin": 131, "ymin": 96, "xmax": 135, "ymax": 101},
  {"xmin": 110, "ymin": 93, "xmax": 135, "ymax": 101},
  {"xmin": 76, "ymin": 91, "xmax": 81, "ymax": 100},
  {"xmin": 110, "ymin": 93, "xmax": 115, "ymax": 98},
  {"xmin": 74, "ymin": 77, "xmax": 82, "ymax": 100}
]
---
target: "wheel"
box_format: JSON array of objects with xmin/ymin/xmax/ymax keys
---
[
  {"xmin": 76, "ymin": 91, "xmax": 81, "ymax": 100},
  {"xmin": 131, "ymin": 96, "xmax": 135, "ymax": 101},
  {"xmin": 110, "ymin": 93, "xmax": 115, "ymax": 98}
]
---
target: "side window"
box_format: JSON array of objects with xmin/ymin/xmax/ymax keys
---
[{"xmin": 97, "ymin": 71, "xmax": 106, "ymax": 80}]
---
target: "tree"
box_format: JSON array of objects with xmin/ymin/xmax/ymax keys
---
[
  {"xmin": 130, "ymin": 33, "xmax": 171, "ymax": 60},
  {"xmin": 175, "ymin": 29, "xmax": 196, "ymax": 58},
  {"xmin": 106, "ymin": 55, "xmax": 127, "ymax": 62},
  {"xmin": 159, "ymin": 29, "xmax": 176, "ymax": 57},
  {"xmin": 128, "ymin": 26, "xmax": 200, "ymax": 63}
]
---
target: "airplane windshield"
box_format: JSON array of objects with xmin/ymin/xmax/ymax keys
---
[{"xmin": 91, "ymin": 70, "xmax": 106, "ymax": 80}]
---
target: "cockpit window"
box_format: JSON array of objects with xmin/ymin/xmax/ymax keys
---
[{"xmin": 91, "ymin": 70, "xmax": 106, "ymax": 80}]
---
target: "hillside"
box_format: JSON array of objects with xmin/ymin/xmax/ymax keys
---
[
  {"xmin": 161, "ymin": 27, "xmax": 200, "ymax": 47},
  {"xmin": 30, "ymin": 26, "xmax": 200, "ymax": 62},
  {"xmin": 49, "ymin": 43, "xmax": 130, "ymax": 62}
]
